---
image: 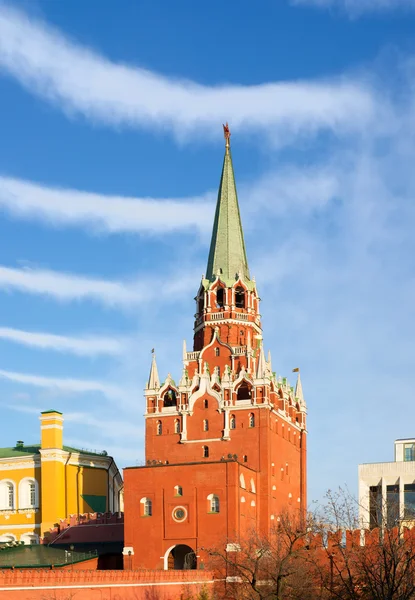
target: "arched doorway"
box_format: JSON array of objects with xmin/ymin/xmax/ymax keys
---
[{"xmin": 166, "ymin": 544, "xmax": 196, "ymax": 570}]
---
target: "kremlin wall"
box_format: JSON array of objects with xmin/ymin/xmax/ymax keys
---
[{"xmin": 0, "ymin": 127, "xmax": 308, "ymax": 598}]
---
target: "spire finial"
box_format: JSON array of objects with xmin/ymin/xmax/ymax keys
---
[{"xmin": 223, "ymin": 122, "xmax": 231, "ymax": 154}]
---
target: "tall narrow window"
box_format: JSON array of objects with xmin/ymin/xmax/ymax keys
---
[
  {"xmin": 216, "ymin": 288, "xmax": 224, "ymax": 308},
  {"xmin": 230, "ymin": 415, "xmax": 236, "ymax": 430},
  {"xmin": 29, "ymin": 483, "xmax": 36, "ymax": 508},
  {"xmin": 174, "ymin": 485, "xmax": 183, "ymax": 497},
  {"xmin": 404, "ymin": 444, "xmax": 415, "ymax": 461},
  {"xmin": 208, "ymin": 494, "xmax": 220, "ymax": 513},
  {"xmin": 203, "ymin": 419, "xmax": 209, "ymax": 432},
  {"xmin": 204, "ymin": 400, "xmax": 209, "ymax": 409},
  {"xmin": 203, "ymin": 446, "xmax": 209, "ymax": 458},
  {"xmin": 235, "ymin": 287, "xmax": 245, "ymax": 308},
  {"xmin": 249, "ymin": 413, "xmax": 255, "ymax": 428},
  {"xmin": 6, "ymin": 483, "xmax": 14, "ymax": 509},
  {"xmin": 174, "ymin": 419, "xmax": 180, "ymax": 434},
  {"xmin": 215, "ymin": 347, "xmax": 220, "ymax": 357},
  {"xmin": 143, "ymin": 498, "xmax": 152, "ymax": 516},
  {"xmin": 156, "ymin": 420, "xmax": 162, "ymax": 435}
]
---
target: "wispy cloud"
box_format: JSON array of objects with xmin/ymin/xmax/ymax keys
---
[
  {"xmin": 0, "ymin": 176, "xmax": 212, "ymax": 235},
  {"xmin": 0, "ymin": 264, "xmax": 195, "ymax": 308},
  {"xmin": 0, "ymin": 369, "xmax": 124, "ymax": 398},
  {"xmin": 0, "ymin": 4, "xmax": 376, "ymax": 141},
  {"xmin": 0, "ymin": 326, "xmax": 126, "ymax": 356},
  {"xmin": 0, "ymin": 264, "xmax": 143, "ymax": 306},
  {"xmin": 291, "ymin": 0, "xmax": 415, "ymax": 15},
  {"xmin": 0, "ymin": 170, "xmax": 338, "ymax": 236}
]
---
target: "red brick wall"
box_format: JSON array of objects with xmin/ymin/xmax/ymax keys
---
[
  {"xmin": 0, "ymin": 569, "xmax": 215, "ymax": 600},
  {"xmin": 124, "ymin": 461, "xmax": 240, "ymax": 570}
]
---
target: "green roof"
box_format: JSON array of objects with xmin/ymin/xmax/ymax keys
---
[
  {"xmin": 40, "ymin": 409, "xmax": 63, "ymax": 415},
  {"xmin": 0, "ymin": 444, "xmax": 107, "ymax": 459},
  {"xmin": 0, "ymin": 544, "xmax": 96, "ymax": 568},
  {"xmin": 206, "ymin": 145, "xmax": 251, "ymax": 284}
]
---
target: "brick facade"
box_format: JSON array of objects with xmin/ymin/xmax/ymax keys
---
[{"xmin": 124, "ymin": 130, "xmax": 307, "ymax": 570}]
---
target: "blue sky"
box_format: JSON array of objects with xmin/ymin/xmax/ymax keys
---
[{"xmin": 1, "ymin": 0, "xmax": 415, "ymax": 504}]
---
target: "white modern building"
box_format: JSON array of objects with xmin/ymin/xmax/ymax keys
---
[{"xmin": 359, "ymin": 439, "xmax": 415, "ymax": 528}]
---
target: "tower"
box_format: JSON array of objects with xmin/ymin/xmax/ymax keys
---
[
  {"xmin": 124, "ymin": 126, "xmax": 307, "ymax": 570},
  {"xmin": 39, "ymin": 410, "xmax": 66, "ymax": 533}
]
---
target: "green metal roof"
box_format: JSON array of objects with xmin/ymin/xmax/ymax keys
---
[
  {"xmin": 0, "ymin": 444, "xmax": 107, "ymax": 459},
  {"xmin": 0, "ymin": 544, "xmax": 97, "ymax": 568},
  {"xmin": 40, "ymin": 409, "xmax": 63, "ymax": 415},
  {"xmin": 206, "ymin": 146, "xmax": 250, "ymax": 284}
]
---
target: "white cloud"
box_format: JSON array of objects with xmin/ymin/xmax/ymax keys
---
[
  {"xmin": 0, "ymin": 326, "xmax": 126, "ymax": 356},
  {"xmin": 0, "ymin": 4, "xmax": 375, "ymax": 141},
  {"xmin": 0, "ymin": 175, "xmax": 212, "ymax": 235},
  {"xmin": 0, "ymin": 264, "xmax": 143, "ymax": 306},
  {"xmin": 0, "ymin": 264, "xmax": 195, "ymax": 308},
  {"xmin": 291, "ymin": 0, "xmax": 415, "ymax": 15},
  {"xmin": 0, "ymin": 369, "xmax": 124, "ymax": 398}
]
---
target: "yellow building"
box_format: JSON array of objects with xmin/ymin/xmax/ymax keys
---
[{"xmin": 0, "ymin": 410, "xmax": 123, "ymax": 544}]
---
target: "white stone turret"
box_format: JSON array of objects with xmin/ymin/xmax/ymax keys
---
[{"xmin": 146, "ymin": 352, "xmax": 160, "ymax": 390}]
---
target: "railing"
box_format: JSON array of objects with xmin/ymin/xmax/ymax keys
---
[
  {"xmin": 186, "ymin": 351, "xmax": 200, "ymax": 361},
  {"xmin": 232, "ymin": 346, "xmax": 246, "ymax": 356},
  {"xmin": 210, "ymin": 312, "xmax": 225, "ymax": 321},
  {"xmin": 235, "ymin": 313, "xmax": 249, "ymax": 321}
]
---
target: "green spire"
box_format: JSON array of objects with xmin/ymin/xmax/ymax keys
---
[{"xmin": 206, "ymin": 125, "xmax": 250, "ymax": 283}]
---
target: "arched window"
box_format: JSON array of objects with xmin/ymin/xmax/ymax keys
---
[
  {"xmin": 204, "ymin": 399, "xmax": 209, "ymax": 409},
  {"xmin": 141, "ymin": 497, "xmax": 152, "ymax": 517},
  {"xmin": 237, "ymin": 382, "xmax": 252, "ymax": 401},
  {"xmin": 230, "ymin": 414, "xmax": 236, "ymax": 429},
  {"xmin": 174, "ymin": 419, "xmax": 180, "ymax": 434},
  {"xmin": 163, "ymin": 389, "xmax": 177, "ymax": 408},
  {"xmin": 18, "ymin": 478, "xmax": 38, "ymax": 509},
  {"xmin": 208, "ymin": 494, "xmax": 220, "ymax": 513},
  {"xmin": 174, "ymin": 485, "xmax": 183, "ymax": 497},
  {"xmin": 203, "ymin": 446, "xmax": 209, "ymax": 458},
  {"xmin": 250, "ymin": 478, "xmax": 256, "ymax": 494},
  {"xmin": 203, "ymin": 419, "xmax": 209, "ymax": 432},
  {"xmin": 0, "ymin": 480, "xmax": 16, "ymax": 510},
  {"xmin": 215, "ymin": 347, "xmax": 220, "ymax": 357},
  {"xmin": 239, "ymin": 474, "xmax": 246, "ymax": 489},
  {"xmin": 249, "ymin": 413, "xmax": 255, "ymax": 428},
  {"xmin": 216, "ymin": 288, "xmax": 224, "ymax": 308},
  {"xmin": 235, "ymin": 287, "xmax": 245, "ymax": 308},
  {"xmin": 156, "ymin": 420, "xmax": 162, "ymax": 435}
]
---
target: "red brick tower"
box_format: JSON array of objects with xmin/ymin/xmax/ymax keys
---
[{"xmin": 123, "ymin": 126, "xmax": 307, "ymax": 571}]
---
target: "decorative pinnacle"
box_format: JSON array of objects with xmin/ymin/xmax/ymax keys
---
[{"xmin": 223, "ymin": 122, "xmax": 231, "ymax": 154}]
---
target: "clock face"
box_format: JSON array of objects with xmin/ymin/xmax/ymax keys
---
[{"xmin": 172, "ymin": 506, "xmax": 187, "ymax": 522}]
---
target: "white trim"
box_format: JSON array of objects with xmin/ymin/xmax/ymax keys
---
[
  {"xmin": 181, "ymin": 438, "xmax": 223, "ymax": 444},
  {"xmin": 171, "ymin": 505, "xmax": 187, "ymax": 523},
  {"xmin": 0, "ymin": 581, "xmax": 216, "ymax": 592},
  {"xmin": 122, "ymin": 546, "xmax": 134, "ymax": 556},
  {"xmin": 40, "ymin": 424, "xmax": 63, "ymax": 430},
  {"xmin": 39, "ymin": 414, "xmax": 63, "ymax": 422},
  {"xmin": 0, "ymin": 524, "xmax": 40, "ymax": 530},
  {"xmin": 0, "ymin": 462, "xmax": 40, "ymax": 471}
]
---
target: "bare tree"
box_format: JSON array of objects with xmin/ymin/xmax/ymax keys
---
[
  {"xmin": 204, "ymin": 511, "xmax": 320, "ymax": 600},
  {"xmin": 311, "ymin": 488, "xmax": 415, "ymax": 600}
]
